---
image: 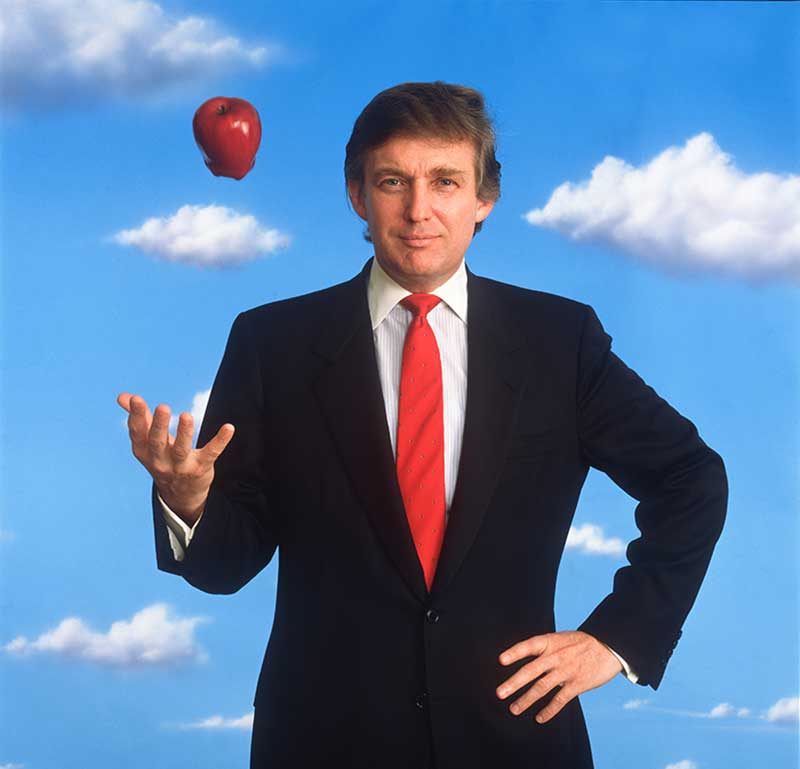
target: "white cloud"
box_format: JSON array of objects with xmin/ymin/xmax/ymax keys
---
[
  {"xmin": 764, "ymin": 696, "xmax": 799, "ymax": 724},
  {"xmin": 114, "ymin": 204, "xmax": 290, "ymax": 267},
  {"xmin": 697, "ymin": 702, "xmax": 751, "ymax": 720},
  {"xmin": 0, "ymin": 0, "xmax": 280, "ymax": 109},
  {"xmin": 665, "ymin": 762, "xmax": 697, "ymax": 769},
  {"xmin": 622, "ymin": 698, "xmax": 649, "ymax": 710},
  {"xmin": 0, "ymin": 763, "xmax": 25, "ymax": 769},
  {"xmin": 3, "ymin": 603, "xmax": 208, "ymax": 667},
  {"xmin": 708, "ymin": 702, "xmax": 735, "ymax": 718},
  {"xmin": 623, "ymin": 699, "xmax": 755, "ymax": 721},
  {"xmin": 565, "ymin": 523, "xmax": 625, "ymax": 557},
  {"xmin": 526, "ymin": 132, "xmax": 800, "ymax": 282},
  {"xmin": 169, "ymin": 388, "xmax": 211, "ymax": 438},
  {"xmin": 179, "ymin": 712, "xmax": 254, "ymax": 731},
  {"xmin": 705, "ymin": 702, "xmax": 751, "ymax": 719}
]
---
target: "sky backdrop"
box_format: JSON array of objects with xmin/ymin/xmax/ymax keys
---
[{"xmin": 1, "ymin": 2, "xmax": 798, "ymax": 769}]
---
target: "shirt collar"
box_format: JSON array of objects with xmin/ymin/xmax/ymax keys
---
[{"xmin": 367, "ymin": 256, "xmax": 468, "ymax": 330}]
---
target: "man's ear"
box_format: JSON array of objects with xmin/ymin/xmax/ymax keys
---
[
  {"xmin": 347, "ymin": 179, "xmax": 368, "ymax": 221},
  {"xmin": 475, "ymin": 196, "xmax": 495, "ymax": 224}
]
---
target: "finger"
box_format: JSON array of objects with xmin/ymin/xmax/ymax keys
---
[
  {"xmin": 198, "ymin": 423, "xmax": 235, "ymax": 465},
  {"xmin": 127, "ymin": 395, "xmax": 153, "ymax": 448},
  {"xmin": 117, "ymin": 392, "xmax": 133, "ymax": 412},
  {"xmin": 171, "ymin": 413, "xmax": 194, "ymax": 462},
  {"xmin": 509, "ymin": 671, "xmax": 567, "ymax": 717},
  {"xmin": 147, "ymin": 404, "xmax": 172, "ymax": 460},
  {"xmin": 499, "ymin": 634, "xmax": 549, "ymax": 666},
  {"xmin": 497, "ymin": 658, "xmax": 550, "ymax": 700},
  {"xmin": 534, "ymin": 684, "xmax": 576, "ymax": 724}
]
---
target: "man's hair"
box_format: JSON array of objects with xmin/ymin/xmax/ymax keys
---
[{"xmin": 344, "ymin": 81, "xmax": 501, "ymax": 239}]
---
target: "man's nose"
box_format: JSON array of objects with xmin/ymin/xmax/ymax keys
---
[{"xmin": 405, "ymin": 182, "xmax": 432, "ymax": 222}]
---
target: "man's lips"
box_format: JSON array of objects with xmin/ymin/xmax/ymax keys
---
[{"xmin": 399, "ymin": 234, "xmax": 439, "ymax": 246}]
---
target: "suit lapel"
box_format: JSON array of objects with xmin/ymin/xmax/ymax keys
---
[
  {"xmin": 312, "ymin": 259, "xmax": 429, "ymax": 603},
  {"xmin": 312, "ymin": 259, "xmax": 530, "ymax": 605},
  {"xmin": 429, "ymin": 266, "xmax": 530, "ymax": 600}
]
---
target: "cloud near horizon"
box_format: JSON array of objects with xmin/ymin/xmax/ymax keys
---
[
  {"xmin": 708, "ymin": 702, "xmax": 751, "ymax": 719},
  {"xmin": 3, "ymin": 603, "xmax": 208, "ymax": 667},
  {"xmin": 765, "ymin": 696, "xmax": 799, "ymax": 724},
  {"xmin": 665, "ymin": 762, "xmax": 697, "ymax": 769},
  {"xmin": 526, "ymin": 133, "xmax": 800, "ymax": 282},
  {"xmin": 624, "ymin": 696, "xmax": 796, "ymax": 724},
  {"xmin": 622, "ymin": 698, "xmax": 649, "ymax": 710},
  {"xmin": 178, "ymin": 712, "xmax": 254, "ymax": 731},
  {"xmin": 114, "ymin": 204, "xmax": 290, "ymax": 267},
  {"xmin": 565, "ymin": 523, "xmax": 625, "ymax": 557},
  {"xmin": 0, "ymin": 0, "xmax": 280, "ymax": 110}
]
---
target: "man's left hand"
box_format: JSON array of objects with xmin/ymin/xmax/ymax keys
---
[{"xmin": 496, "ymin": 631, "xmax": 622, "ymax": 723}]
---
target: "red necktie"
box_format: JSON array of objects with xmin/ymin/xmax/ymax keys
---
[{"xmin": 396, "ymin": 294, "xmax": 446, "ymax": 591}]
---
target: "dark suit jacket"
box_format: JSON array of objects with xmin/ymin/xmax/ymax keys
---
[{"xmin": 151, "ymin": 257, "xmax": 727, "ymax": 769}]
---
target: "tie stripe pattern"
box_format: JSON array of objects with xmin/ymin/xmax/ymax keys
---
[{"xmin": 396, "ymin": 294, "xmax": 446, "ymax": 591}]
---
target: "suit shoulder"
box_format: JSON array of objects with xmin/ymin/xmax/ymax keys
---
[
  {"xmin": 239, "ymin": 276, "xmax": 353, "ymax": 323},
  {"xmin": 475, "ymin": 274, "xmax": 591, "ymax": 325}
]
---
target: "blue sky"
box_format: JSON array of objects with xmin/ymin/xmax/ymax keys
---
[{"xmin": 1, "ymin": 2, "xmax": 798, "ymax": 768}]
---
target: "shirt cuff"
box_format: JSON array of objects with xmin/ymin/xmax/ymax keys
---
[
  {"xmin": 604, "ymin": 644, "xmax": 639, "ymax": 684},
  {"xmin": 158, "ymin": 491, "xmax": 204, "ymax": 562}
]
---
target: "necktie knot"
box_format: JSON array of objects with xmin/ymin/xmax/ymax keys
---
[{"xmin": 401, "ymin": 293, "xmax": 442, "ymax": 321}]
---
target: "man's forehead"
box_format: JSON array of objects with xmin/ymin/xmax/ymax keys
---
[{"xmin": 366, "ymin": 135, "xmax": 477, "ymax": 174}]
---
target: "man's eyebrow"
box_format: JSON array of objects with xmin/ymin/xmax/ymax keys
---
[
  {"xmin": 430, "ymin": 166, "xmax": 467, "ymax": 178},
  {"xmin": 371, "ymin": 165, "xmax": 468, "ymax": 178},
  {"xmin": 371, "ymin": 166, "xmax": 406, "ymax": 178}
]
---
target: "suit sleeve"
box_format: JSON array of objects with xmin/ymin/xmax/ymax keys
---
[
  {"xmin": 574, "ymin": 304, "xmax": 727, "ymax": 690},
  {"xmin": 151, "ymin": 311, "xmax": 280, "ymax": 594}
]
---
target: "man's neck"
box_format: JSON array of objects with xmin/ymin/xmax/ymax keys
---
[
  {"xmin": 368, "ymin": 256, "xmax": 468, "ymax": 330},
  {"xmin": 374, "ymin": 260, "xmax": 463, "ymax": 294}
]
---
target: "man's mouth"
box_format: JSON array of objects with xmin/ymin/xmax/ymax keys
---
[{"xmin": 400, "ymin": 234, "xmax": 439, "ymax": 247}]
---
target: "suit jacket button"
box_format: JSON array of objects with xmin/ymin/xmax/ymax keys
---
[
  {"xmin": 425, "ymin": 609, "xmax": 440, "ymax": 624},
  {"xmin": 415, "ymin": 694, "xmax": 428, "ymax": 710}
]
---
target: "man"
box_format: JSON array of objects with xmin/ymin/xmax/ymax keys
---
[{"xmin": 119, "ymin": 82, "xmax": 727, "ymax": 768}]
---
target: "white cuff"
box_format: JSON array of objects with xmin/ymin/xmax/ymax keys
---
[
  {"xmin": 604, "ymin": 644, "xmax": 639, "ymax": 684},
  {"xmin": 158, "ymin": 491, "xmax": 204, "ymax": 562}
]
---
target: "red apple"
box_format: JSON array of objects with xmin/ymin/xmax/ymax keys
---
[{"xmin": 192, "ymin": 96, "xmax": 262, "ymax": 180}]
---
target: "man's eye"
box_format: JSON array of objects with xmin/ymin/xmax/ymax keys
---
[
  {"xmin": 438, "ymin": 178, "xmax": 455, "ymax": 187},
  {"xmin": 381, "ymin": 178, "xmax": 401, "ymax": 187}
]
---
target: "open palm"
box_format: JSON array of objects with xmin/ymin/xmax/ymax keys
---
[{"xmin": 117, "ymin": 392, "xmax": 235, "ymax": 525}]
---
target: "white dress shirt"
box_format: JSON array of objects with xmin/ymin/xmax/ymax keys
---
[
  {"xmin": 369, "ymin": 256, "xmax": 468, "ymax": 519},
  {"xmin": 158, "ymin": 256, "xmax": 637, "ymax": 683}
]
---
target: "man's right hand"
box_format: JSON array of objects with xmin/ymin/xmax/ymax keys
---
[{"xmin": 117, "ymin": 392, "xmax": 235, "ymax": 527}]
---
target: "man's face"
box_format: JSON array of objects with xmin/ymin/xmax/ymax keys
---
[{"xmin": 347, "ymin": 134, "xmax": 495, "ymax": 293}]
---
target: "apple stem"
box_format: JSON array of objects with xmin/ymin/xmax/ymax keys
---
[{"xmin": 217, "ymin": 104, "xmax": 228, "ymax": 115}]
